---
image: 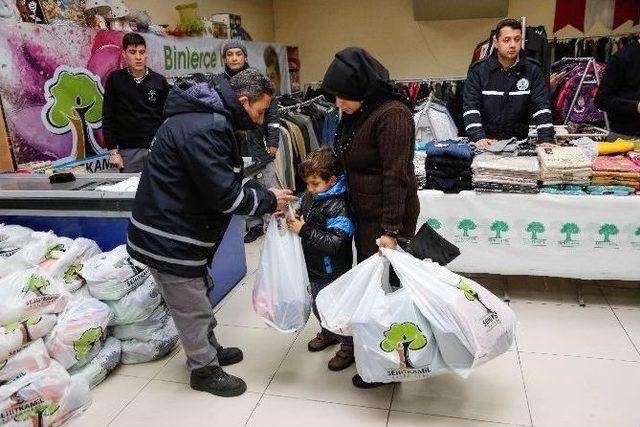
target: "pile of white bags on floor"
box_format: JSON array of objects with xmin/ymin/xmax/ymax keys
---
[
  {"xmin": 317, "ymin": 249, "xmax": 516, "ymax": 383},
  {"xmin": 253, "ymin": 217, "xmax": 311, "ymax": 333},
  {"xmin": 85, "ymin": 245, "xmax": 179, "ymax": 364},
  {"xmin": 0, "ymin": 340, "xmax": 91, "ymax": 426}
]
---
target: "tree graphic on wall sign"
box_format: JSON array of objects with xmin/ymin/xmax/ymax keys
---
[
  {"xmin": 43, "ymin": 67, "xmax": 104, "ymax": 160},
  {"xmin": 426, "ymin": 218, "xmax": 441, "ymax": 230},
  {"xmin": 526, "ymin": 222, "xmax": 545, "ymax": 240},
  {"xmin": 598, "ymin": 224, "xmax": 619, "ymax": 243},
  {"xmin": 490, "ymin": 221, "xmax": 509, "ymax": 239},
  {"xmin": 560, "ymin": 223, "xmax": 580, "ymax": 242},
  {"xmin": 457, "ymin": 219, "xmax": 476, "ymax": 237}
]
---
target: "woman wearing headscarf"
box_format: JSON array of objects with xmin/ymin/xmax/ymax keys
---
[{"xmin": 321, "ymin": 47, "xmax": 420, "ymax": 389}]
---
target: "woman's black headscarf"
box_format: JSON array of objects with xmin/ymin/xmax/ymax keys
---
[{"xmin": 321, "ymin": 47, "xmax": 411, "ymax": 157}]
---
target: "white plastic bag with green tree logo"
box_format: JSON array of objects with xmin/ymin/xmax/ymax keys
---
[
  {"xmin": 45, "ymin": 296, "xmax": 113, "ymax": 370},
  {"xmin": 0, "ymin": 268, "xmax": 70, "ymax": 326},
  {"xmin": 0, "ymin": 225, "xmax": 33, "ymax": 258},
  {"xmin": 40, "ymin": 237, "xmax": 102, "ymax": 292},
  {"xmin": 0, "ymin": 232, "xmax": 56, "ymax": 279},
  {"xmin": 0, "ymin": 315, "xmax": 58, "ymax": 363},
  {"xmin": 105, "ymin": 275, "xmax": 161, "ymax": 326},
  {"xmin": 0, "ymin": 359, "xmax": 91, "ymax": 426},
  {"xmin": 70, "ymin": 336, "xmax": 121, "ymax": 389},
  {"xmin": 382, "ymin": 248, "xmax": 516, "ymax": 377},
  {"xmin": 253, "ymin": 216, "xmax": 311, "ymax": 333},
  {"xmin": 83, "ymin": 245, "xmax": 150, "ymax": 300}
]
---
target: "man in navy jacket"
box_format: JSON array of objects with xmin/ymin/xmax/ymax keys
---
[
  {"xmin": 127, "ymin": 69, "xmax": 295, "ymax": 397},
  {"xmin": 463, "ymin": 19, "xmax": 555, "ymax": 148}
]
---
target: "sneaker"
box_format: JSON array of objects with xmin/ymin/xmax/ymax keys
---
[
  {"xmin": 352, "ymin": 374, "xmax": 387, "ymax": 389},
  {"xmin": 244, "ymin": 226, "xmax": 264, "ymax": 244},
  {"xmin": 218, "ymin": 347, "xmax": 243, "ymax": 366},
  {"xmin": 190, "ymin": 365, "xmax": 247, "ymax": 397},
  {"xmin": 307, "ymin": 331, "xmax": 340, "ymax": 352},
  {"xmin": 328, "ymin": 345, "xmax": 355, "ymax": 371}
]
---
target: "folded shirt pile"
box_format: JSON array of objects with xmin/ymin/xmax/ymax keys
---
[
  {"xmin": 591, "ymin": 155, "xmax": 640, "ymax": 190},
  {"xmin": 423, "ymin": 140, "xmax": 474, "ymax": 193},
  {"xmin": 538, "ymin": 146, "xmax": 592, "ymax": 185},
  {"xmin": 471, "ymin": 153, "xmax": 540, "ymax": 194}
]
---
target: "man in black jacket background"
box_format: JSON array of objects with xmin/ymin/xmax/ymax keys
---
[
  {"xmin": 463, "ymin": 19, "xmax": 555, "ymax": 148},
  {"xmin": 595, "ymin": 39, "xmax": 640, "ymax": 137},
  {"xmin": 127, "ymin": 69, "xmax": 295, "ymax": 397},
  {"xmin": 103, "ymin": 33, "xmax": 170, "ymax": 172},
  {"xmin": 219, "ymin": 41, "xmax": 281, "ymax": 243}
]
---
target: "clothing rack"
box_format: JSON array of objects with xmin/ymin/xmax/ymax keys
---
[
  {"xmin": 279, "ymin": 95, "xmax": 325, "ymax": 112},
  {"xmin": 550, "ymin": 32, "xmax": 638, "ymax": 42}
]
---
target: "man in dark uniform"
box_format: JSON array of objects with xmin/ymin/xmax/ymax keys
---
[{"xmin": 463, "ymin": 19, "xmax": 555, "ymax": 148}]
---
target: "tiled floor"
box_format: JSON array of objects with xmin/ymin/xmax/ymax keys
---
[{"xmin": 72, "ymin": 237, "xmax": 640, "ymax": 427}]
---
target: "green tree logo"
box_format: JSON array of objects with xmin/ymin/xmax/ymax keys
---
[
  {"xmin": 457, "ymin": 281, "xmax": 478, "ymax": 301},
  {"xmin": 526, "ymin": 222, "xmax": 546, "ymax": 241},
  {"xmin": 634, "ymin": 227, "xmax": 640, "ymax": 238},
  {"xmin": 598, "ymin": 224, "xmax": 619, "ymax": 243},
  {"xmin": 457, "ymin": 219, "xmax": 476, "ymax": 237},
  {"xmin": 73, "ymin": 327, "xmax": 103, "ymax": 361},
  {"xmin": 45, "ymin": 243, "xmax": 65, "ymax": 259},
  {"xmin": 64, "ymin": 263, "xmax": 84, "ymax": 284},
  {"xmin": 4, "ymin": 316, "xmax": 42, "ymax": 346},
  {"xmin": 560, "ymin": 223, "xmax": 580, "ymax": 242},
  {"xmin": 42, "ymin": 66, "xmax": 104, "ymax": 160},
  {"xmin": 13, "ymin": 401, "xmax": 59, "ymax": 425},
  {"xmin": 380, "ymin": 322, "xmax": 427, "ymax": 369},
  {"xmin": 426, "ymin": 218, "xmax": 441, "ymax": 230},
  {"xmin": 22, "ymin": 275, "xmax": 50, "ymax": 296},
  {"xmin": 490, "ymin": 220, "xmax": 509, "ymax": 239}
]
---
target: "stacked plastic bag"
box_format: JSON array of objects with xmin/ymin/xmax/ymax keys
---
[
  {"xmin": 317, "ymin": 249, "xmax": 516, "ymax": 383},
  {"xmin": 0, "ymin": 226, "xmax": 125, "ymax": 426},
  {"xmin": 84, "ymin": 245, "xmax": 179, "ymax": 364}
]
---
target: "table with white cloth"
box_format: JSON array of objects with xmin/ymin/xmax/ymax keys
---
[{"xmin": 417, "ymin": 190, "xmax": 640, "ymax": 291}]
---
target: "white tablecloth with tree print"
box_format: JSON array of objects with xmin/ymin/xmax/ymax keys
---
[{"xmin": 417, "ymin": 190, "xmax": 640, "ymax": 280}]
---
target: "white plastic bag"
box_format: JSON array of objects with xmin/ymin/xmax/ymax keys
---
[
  {"xmin": 106, "ymin": 275, "xmax": 161, "ymax": 326},
  {"xmin": 0, "ymin": 360, "xmax": 91, "ymax": 427},
  {"xmin": 45, "ymin": 296, "xmax": 113, "ymax": 370},
  {"xmin": 0, "ymin": 314, "xmax": 58, "ymax": 363},
  {"xmin": 0, "ymin": 225, "xmax": 34, "ymax": 258},
  {"xmin": 0, "ymin": 339, "xmax": 52, "ymax": 386},
  {"xmin": 382, "ymin": 249, "xmax": 516, "ymax": 376},
  {"xmin": 120, "ymin": 318, "xmax": 178, "ymax": 364},
  {"xmin": 0, "ymin": 232, "xmax": 56, "ymax": 278},
  {"xmin": 70, "ymin": 336, "xmax": 121, "ymax": 389},
  {"xmin": 352, "ymin": 288, "xmax": 448, "ymax": 383},
  {"xmin": 316, "ymin": 255, "xmax": 385, "ymax": 336},
  {"xmin": 110, "ymin": 305, "xmax": 170, "ymax": 341},
  {"xmin": 252, "ymin": 216, "xmax": 311, "ymax": 333},
  {"xmin": 0, "ymin": 268, "xmax": 71, "ymax": 326},
  {"xmin": 40, "ymin": 238, "xmax": 102, "ymax": 292},
  {"xmin": 84, "ymin": 245, "xmax": 150, "ymax": 300}
]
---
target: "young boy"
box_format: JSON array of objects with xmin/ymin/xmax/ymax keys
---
[{"xmin": 287, "ymin": 147, "xmax": 355, "ymax": 371}]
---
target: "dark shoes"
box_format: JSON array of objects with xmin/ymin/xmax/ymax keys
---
[
  {"xmin": 308, "ymin": 331, "xmax": 341, "ymax": 352},
  {"xmin": 218, "ymin": 347, "xmax": 243, "ymax": 366},
  {"xmin": 328, "ymin": 345, "xmax": 355, "ymax": 371},
  {"xmin": 352, "ymin": 374, "xmax": 387, "ymax": 389},
  {"xmin": 190, "ymin": 365, "xmax": 247, "ymax": 397},
  {"xmin": 244, "ymin": 226, "xmax": 264, "ymax": 244}
]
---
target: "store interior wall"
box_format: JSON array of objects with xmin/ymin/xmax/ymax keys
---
[
  {"xmin": 273, "ymin": 0, "xmax": 639, "ymax": 82},
  {"xmin": 125, "ymin": 0, "xmax": 275, "ymax": 42}
]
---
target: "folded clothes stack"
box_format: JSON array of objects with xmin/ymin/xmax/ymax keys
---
[
  {"xmin": 423, "ymin": 140, "xmax": 474, "ymax": 193},
  {"xmin": 591, "ymin": 155, "xmax": 640, "ymax": 190},
  {"xmin": 471, "ymin": 153, "xmax": 540, "ymax": 194},
  {"xmin": 538, "ymin": 146, "xmax": 592, "ymax": 185},
  {"xmin": 470, "ymin": 137, "xmax": 538, "ymax": 157}
]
